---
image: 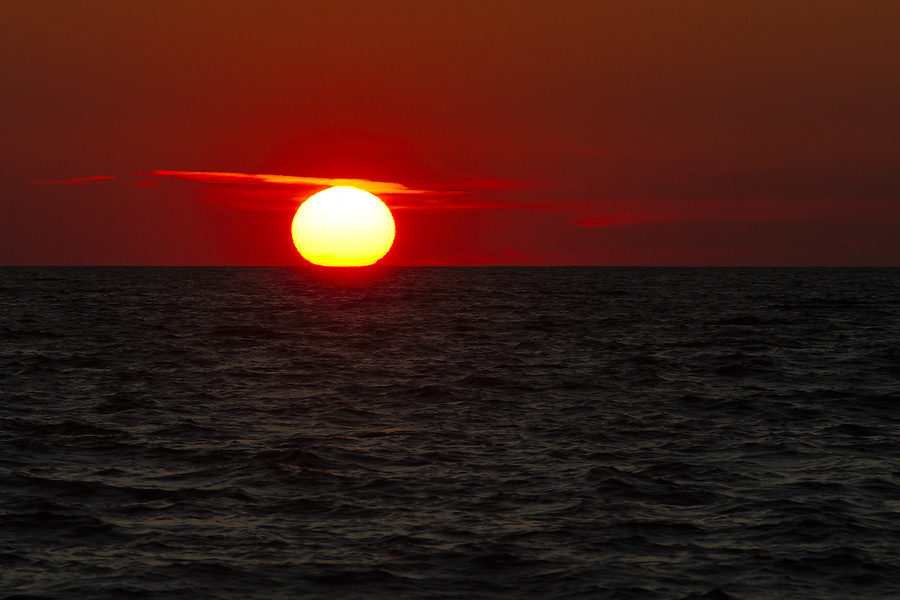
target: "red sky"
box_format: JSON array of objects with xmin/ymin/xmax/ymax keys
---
[{"xmin": 2, "ymin": 1, "xmax": 898, "ymax": 266}]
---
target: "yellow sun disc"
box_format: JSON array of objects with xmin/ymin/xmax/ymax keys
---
[{"xmin": 291, "ymin": 186, "xmax": 395, "ymax": 267}]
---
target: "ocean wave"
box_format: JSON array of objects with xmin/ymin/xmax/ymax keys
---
[{"xmin": 2, "ymin": 267, "xmax": 899, "ymax": 599}]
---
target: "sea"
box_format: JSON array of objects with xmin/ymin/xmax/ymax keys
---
[{"xmin": 1, "ymin": 266, "xmax": 899, "ymax": 600}]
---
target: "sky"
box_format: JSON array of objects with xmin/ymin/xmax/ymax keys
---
[{"xmin": 2, "ymin": 1, "xmax": 898, "ymax": 266}]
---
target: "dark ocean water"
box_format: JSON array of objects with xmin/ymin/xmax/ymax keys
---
[{"xmin": 2, "ymin": 266, "xmax": 899, "ymax": 600}]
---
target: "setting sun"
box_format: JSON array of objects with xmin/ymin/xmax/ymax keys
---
[{"xmin": 291, "ymin": 186, "xmax": 395, "ymax": 267}]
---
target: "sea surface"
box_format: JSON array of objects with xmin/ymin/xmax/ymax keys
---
[{"xmin": 1, "ymin": 266, "xmax": 899, "ymax": 599}]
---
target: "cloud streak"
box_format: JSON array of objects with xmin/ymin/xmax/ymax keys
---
[
  {"xmin": 150, "ymin": 170, "xmax": 460, "ymax": 211},
  {"xmin": 33, "ymin": 169, "xmax": 547, "ymax": 213},
  {"xmin": 569, "ymin": 195, "xmax": 900, "ymax": 229},
  {"xmin": 147, "ymin": 170, "xmax": 542, "ymax": 212},
  {"xmin": 149, "ymin": 170, "xmax": 428, "ymax": 196},
  {"xmin": 33, "ymin": 176, "xmax": 116, "ymax": 185}
]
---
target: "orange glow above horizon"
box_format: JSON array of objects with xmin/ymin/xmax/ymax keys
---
[{"xmin": 291, "ymin": 186, "xmax": 395, "ymax": 267}]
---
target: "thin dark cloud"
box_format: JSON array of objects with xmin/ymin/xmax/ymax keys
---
[
  {"xmin": 145, "ymin": 170, "xmax": 546, "ymax": 213},
  {"xmin": 33, "ymin": 176, "xmax": 116, "ymax": 185},
  {"xmin": 149, "ymin": 171, "xmax": 428, "ymax": 195},
  {"xmin": 30, "ymin": 169, "xmax": 546, "ymax": 213}
]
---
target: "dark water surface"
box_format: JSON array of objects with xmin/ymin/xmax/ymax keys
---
[{"xmin": 2, "ymin": 267, "xmax": 899, "ymax": 599}]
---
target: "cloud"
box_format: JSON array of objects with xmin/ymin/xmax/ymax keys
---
[
  {"xmin": 149, "ymin": 170, "xmax": 450, "ymax": 211},
  {"xmin": 33, "ymin": 176, "xmax": 116, "ymax": 185},
  {"xmin": 147, "ymin": 170, "xmax": 543, "ymax": 212},
  {"xmin": 150, "ymin": 170, "xmax": 427, "ymax": 195},
  {"xmin": 33, "ymin": 169, "xmax": 547, "ymax": 213},
  {"xmin": 568, "ymin": 195, "xmax": 900, "ymax": 229},
  {"xmin": 570, "ymin": 213, "xmax": 657, "ymax": 227}
]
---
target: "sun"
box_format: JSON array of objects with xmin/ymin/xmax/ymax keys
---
[{"xmin": 291, "ymin": 186, "xmax": 395, "ymax": 267}]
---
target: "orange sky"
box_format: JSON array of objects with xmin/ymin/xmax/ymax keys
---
[{"xmin": 2, "ymin": 1, "xmax": 898, "ymax": 265}]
